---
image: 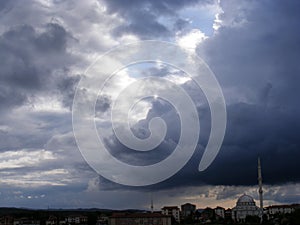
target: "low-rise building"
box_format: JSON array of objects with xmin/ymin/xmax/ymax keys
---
[
  {"xmin": 161, "ymin": 206, "xmax": 180, "ymax": 223},
  {"xmin": 0, "ymin": 216, "xmax": 14, "ymax": 225},
  {"xmin": 13, "ymin": 218, "xmax": 40, "ymax": 225},
  {"xmin": 46, "ymin": 216, "xmax": 58, "ymax": 225},
  {"xmin": 65, "ymin": 215, "xmax": 88, "ymax": 225},
  {"xmin": 201, "ymin": 207, "xmax": 214, "ymax": 222},
  {"xmin": 96, "ymin": 215, "xmax": 108, "ymax": 225},
  {"xmin": 224, "ymin": 208, "xmax": 233, "ymax": 222},
  {"xmin": 181, "ymin": 203, "xmax": 196, "ymax": 219},
  {"xmin": 214, "ymin": 206, "xmax": 225, "ymax": 219},
  {"xmin": 109, "ymin": 212, "xmax": 171, "ymax": 225},
  {"xmin": 266, "ymin": 204, "xmax": 300, "ymax": 215}
]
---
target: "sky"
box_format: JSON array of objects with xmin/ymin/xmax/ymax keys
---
[{"xmin": 0, "ymin": 0, "xmax": 300, "ymax": 210}]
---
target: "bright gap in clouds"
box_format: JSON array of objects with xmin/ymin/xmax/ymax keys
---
[
  {"xmin": 178, "ymin": 1, "xmax": 222, "ymax": 36},
  {"xmin": 95, "ymin": 62, "xmax": 192, "ymax": 125},
  {"xmin": 174, "ymin": 1, "xmax": 222, "ymax": 51}
]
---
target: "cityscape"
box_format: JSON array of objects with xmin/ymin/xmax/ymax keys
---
[
  {"xmin": 0, "ymin": 198, "xmax": 299, "ymax": 225},
  {"xmin": 1, "ymin": 158, "xmax": 299, "ymax": 224}
]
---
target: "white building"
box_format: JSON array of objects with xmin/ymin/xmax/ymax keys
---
[
  {"xmin": 65, "ymin": 215, "xmax": 88, "ymax": 225},
  {"xmin": 232, "ymin": 194, "xmax": 260, "ymax": 222},
  {"xmin": 161, "ymin": 206, "xmax": 180, "ymax": 223},
  {"xmin": 266, "ymin": 204, "xmax": 298, "ymax": 215}
]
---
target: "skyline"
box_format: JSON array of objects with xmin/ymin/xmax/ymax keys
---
[{"xmin": 0, "ymin": 0, "xmax": 300, "ymax": 209}]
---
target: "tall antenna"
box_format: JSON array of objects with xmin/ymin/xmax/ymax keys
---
[
  {"xmin": 150, "ymin": 193, "xmax": 154, "ymax": 213},
  {"xmin": 258, "ymin": 157, "xmax": 263, "ymax": 223}
]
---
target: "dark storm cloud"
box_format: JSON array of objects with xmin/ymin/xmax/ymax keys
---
[
  {"xmin": 198, "ymin": 103, "xmax": 300, "ymax": 185},
  {"xmin": 102, "ymin": 97, "xmax": 180, "ymax": 166},
  {"xmin": 156, "ymin": 0, "xmax": 300, "ymax": 189},
  {"xmin": 169, "ymin": 0, "xmax": 300, "ymax": 188},
  {"xmin": 199, "ymin": 0, "xmax": 300, "ymax": 106},
  {"xmin": 0, "ymin": 23, "xmax": 78, "ymax": 110},
  {"xmin": 94, "ymin": 0, "xmax": 300, "ymax": 192}
]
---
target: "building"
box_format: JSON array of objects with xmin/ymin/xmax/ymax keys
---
[
  {"xmin": 0, "ymin": 216, "xmax": 14, "ymax": 225},
  {"xmin": 181, "ymin": 203, "xmax": 196, "ymax": 218},
  {"xmin": 96, "ymin": 215, "xmax": 109, "ymax": 225},
  {"xmin": 232, "ymin": 194, "xmax": 260, "ymax": 222},
  {"xmin": 161, "ymin": 206, "xmax": 180, "ymax": 223},
  {"xmin": 65, "ymin": 215, "xmax": 88, "ymax": 225},
  {"xmin": 13, "ymin": 218, "xmax": 40, "ymax": 225},
  {"xmin": 201, "ymin": 207, "xmax": 214, "ymax": 222},
  {"xmin": 214, "ymin": 206, "xmax": 225, "ymax": 219},
  {"xmin": 46, "ymin": 216, "xmax": 58, "ymax": 225},
  {"xmin": 194, "ymin": 209, "xmax": 204, "ymax": 222},
  {"xmin": 109, "ymin": 213, "xmax": 172, "ymax": 225},
  {"xmin": 224, "ymin": 208, "xmax": 233, "ymax": 221},
  {"xmin": 266, "ymin": 204, "xmax": 300, "ymax": 215}
]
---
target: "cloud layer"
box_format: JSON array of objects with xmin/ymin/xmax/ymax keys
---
[{"xmin": 0, "ymin": 0, "xmax": 299, "ymax": 209}]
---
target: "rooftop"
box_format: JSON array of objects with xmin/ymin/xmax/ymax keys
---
[{"xmin": 110, "ymin": 213, "xmax": 171, "ymax": 218}]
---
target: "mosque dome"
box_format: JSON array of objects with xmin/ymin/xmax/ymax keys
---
[{"xmin": 236, "ymin": 194, "xmax": 256, "ymax": 206}]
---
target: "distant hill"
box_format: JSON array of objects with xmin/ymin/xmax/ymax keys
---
[{"xmin": 0, "ymin": 207, "xmax": 145, "ymax": 216}]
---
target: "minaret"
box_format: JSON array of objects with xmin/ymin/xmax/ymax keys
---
[{"xmin": 258, "ymin": 157, "xmax": 263, "ymax": 221}]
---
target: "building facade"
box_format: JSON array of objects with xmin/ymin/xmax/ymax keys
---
[
  {"xmin": 161, "ymin": 206, "xmax": 180, "ymax": 223},
  {"xmin": 181, "ymin": 203, "xmax": 196, "ymax": 219}
]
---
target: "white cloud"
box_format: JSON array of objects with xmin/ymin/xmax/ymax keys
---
[
  {"xmin": 176, "ymin": 29, "xmax": 207, "ymax": 51},
  {"xmin": 0, "ymin": 149, "xmax": 55, "ymax": 169}
]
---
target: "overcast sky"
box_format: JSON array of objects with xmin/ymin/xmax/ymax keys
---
[{"xmin": 0, "ymin": 0, "xmax": 300, "ymax": 210}]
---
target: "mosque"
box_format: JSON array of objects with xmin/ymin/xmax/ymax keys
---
[
  {"xmin": 232, "ymin": 194, "xmax": 261, "ymax": 222},
  {"xmin": 231, "ymin": 158, "xmax": 264, "ymax": 222}
]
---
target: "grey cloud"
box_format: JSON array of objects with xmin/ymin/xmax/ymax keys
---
[
  {"xmin": 198, "ymin": 0, "xmax": 300, "ymax": 107},
  {"xmin": 144, "ymin": 101, "xmax": 300, "ymax": 189},
  {"xmin": 0, "ymin": 85, "xmax": 26, "ymax": 111},
  {"xmin": 173, "ymin": 18, "xmax": 191, "ymax": 32},
  {"xmin": 35, "ymin": 23, "xmax": 68, "ymax": 52},
  {"xmin": 102, "ymin": 0, "xmax": 211, "ymax": 15},
  {"xmin": 95, "ymin": 95, "xmax": 112, "ymax": 114},
  {"xmin": 57, "ymin": 72, "xmax": 81, "ymax": 109},
  {"xmin": 0, "ymin": 23, "xmax": 78, "ymax": 110},
  {"xmin": 112, "ymin": 10, "xmax": 170, "ymax": 38},
  {"xmin": 0, "ymin": 112, "xmax": 71, "ymax": 152},
  {"xmin": 0, "ymin": 0, "xmax": 12, "ymax": 12},
  {"xmin": 102, "ymin": 97, "xmax": 180, "ymax": 166},
  {"xmin": 185, "ymin": 0, "xmax": 300, "ymax": 187},
  {"xmin": 103, "ymin": 0, "xmax": 214, "ymax": 38}
]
